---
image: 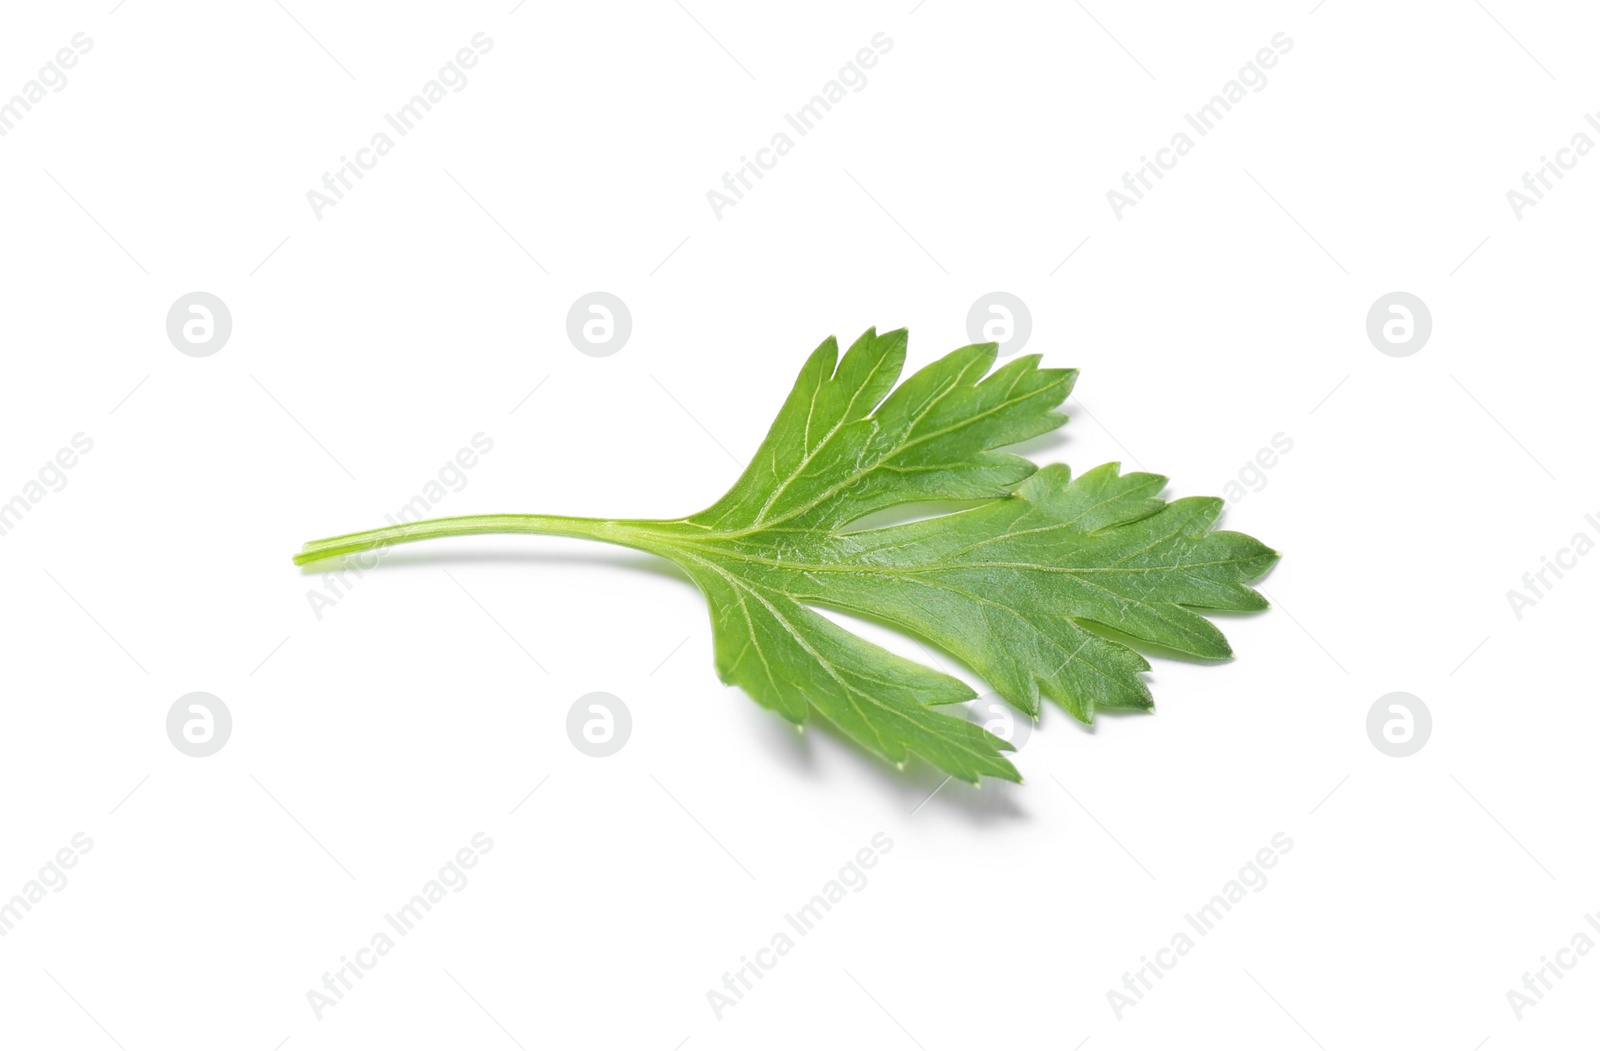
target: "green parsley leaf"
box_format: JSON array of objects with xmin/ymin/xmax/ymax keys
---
[{"xmin": 295, "ymin": 329, "xmax": 1279, "ymax": 783}]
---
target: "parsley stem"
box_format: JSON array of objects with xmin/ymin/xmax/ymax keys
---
[{"xmin": 292, "ymin": 513, "xmax": 660, "ymax": 566}]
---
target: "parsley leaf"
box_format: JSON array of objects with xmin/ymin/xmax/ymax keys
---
[{"xmin": 295, "ymin": 329, "xmax": 1278, "ymax": 783}]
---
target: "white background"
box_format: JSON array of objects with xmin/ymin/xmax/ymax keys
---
[{"xmin": 1, "ymin": 1, "xmax": 1596, "ymax": 1048}]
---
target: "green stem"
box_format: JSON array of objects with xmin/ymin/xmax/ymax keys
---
[{"xmin": 293, "ymin": 513, "xmax": 669, "ymax": 566}]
